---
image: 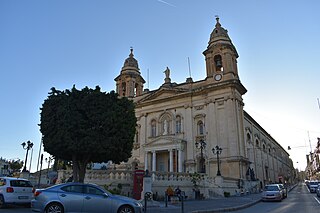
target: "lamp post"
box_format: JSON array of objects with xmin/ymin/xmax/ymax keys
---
[
  {"xmin": 212, "ymin": 145, "xmax": 222, "ymax": 176},
  {"xmin": 38, "ymin": 154, "xmax": 43, "ymax": 187},
  {"xmin": 21, "ymin": 140, "xmax": 33, "ymax": 172},
  {"xmin": 195, "ymin": 139, "xmax": 206, "ymax": 173}
]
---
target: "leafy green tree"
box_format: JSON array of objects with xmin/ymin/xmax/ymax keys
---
[
  {"xmin": 40, "ymin": 86, "xmax": 137, "ymax": 183},
  {"xmin": 8, "ymin": 159, "xmax": 24, "ymax": 173}
]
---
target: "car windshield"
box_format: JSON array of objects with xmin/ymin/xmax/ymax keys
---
[{"xmin": 265, "ymin": 185, "xmax": 279, "ymax": 191}]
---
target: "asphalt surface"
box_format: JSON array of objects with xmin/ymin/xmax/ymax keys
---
[
  {"xmin": 145, "ymin": 192, "xmax": 263, "ymax": 213},
  {"xmin": 146, "ymin": 184, "xmax": 298, "ymax": 213}
]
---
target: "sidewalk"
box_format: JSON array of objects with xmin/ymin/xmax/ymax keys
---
[{"xmin": 145, "ymin": 192, "xmax": 262, "ymax": 213}]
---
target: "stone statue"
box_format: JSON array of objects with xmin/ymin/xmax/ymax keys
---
[
  {"xmin": 164, "ymin": 67, "xmax": 170, "ymax": 79},
  {"xmin": 163, "ymin": 119, "xmax": 168, "ymax": 135},
  {"xmin": 145, "ymin": 169, "xmax": 150, "ymax": 177}
]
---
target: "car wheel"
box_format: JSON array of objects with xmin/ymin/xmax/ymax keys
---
[
  {"xmin": 45, "ymin": 202, "xmax": 64, "ymax": 213},
  {"xmin": 0, "ymin": 195, "xmax": 6, "ymax": 209},
  {"xmin": 118, "ymin": 205, "xmax": 134, "ymax": 213}
]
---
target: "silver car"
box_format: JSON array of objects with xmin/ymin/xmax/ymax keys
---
[
  {"xmin": 31, "ymin": 182, "xmax": 144, "ymax": 213},
  {"xmin": 261, "ymin": 184, "xmax": 283, "ymax": 201}
]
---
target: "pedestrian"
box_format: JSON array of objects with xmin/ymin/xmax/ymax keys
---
[
  {"xmin": 166, "ymin": 185, "xmax": 174, "ymax": 201},
  {"xmin": 67, "ymin": 175, "xmax": 73, "ymax": 182},
  {"xmin": 175, "ymin": 186, "xmax": 182, "ymax": 200}
]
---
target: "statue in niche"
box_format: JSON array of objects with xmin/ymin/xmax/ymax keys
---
[{"xmin": 163, "ymin": 119, "xmax": 168, "ymax": 135}]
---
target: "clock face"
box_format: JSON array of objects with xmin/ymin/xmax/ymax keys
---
[{"xmin": 214, "ymin": 74, "xmax": 222, "ymax": 81}]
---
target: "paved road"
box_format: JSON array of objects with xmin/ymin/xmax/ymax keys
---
[
  {"xmin": 145, "ymin": 192, "xmax": 262, "ymax": 213},
  {"xmin": 0, "ymin": 205, "xmax": 31, "ymax": 213},
  {"xmin": 233, "ymin": 183, "xmax": 320, "ymax": 213},
  {"xmin": 0, "ymin": 192, "xmax": 262, "ymax": 213}
]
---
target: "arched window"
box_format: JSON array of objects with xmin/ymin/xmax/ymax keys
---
[
  {"xmin": 176, "ymin": 115, "xmax": 182, "ymax": 133},
  {"xmin": 151, "ymin": 120, "xmax": 156, "ymax": 137},
  {"xmin": 246, "ymin": 133, "xmax": 251, "ymax": 143},
  {"xmin": 121, "ymin": 82, "xmax": 126, "ymax": 96},
  {"xmin": 214, "ymin": 55, "xmax": 223, "ymax": 71},
  {"xmin": 197, "ymin": 121, "xmax": 204, "ymax": 135},
  {"xmin": 255, "ymin": 140, "xmax": 259, "ymax": 148}
]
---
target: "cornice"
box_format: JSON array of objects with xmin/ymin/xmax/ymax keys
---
[{"xmin": 135, "ymin": 79, "xmax": 247, "ymax": 108}]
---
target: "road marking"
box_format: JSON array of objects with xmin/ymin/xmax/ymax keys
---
[{"xmin": 314, "ymin": 196, "xmax": 320, "ymax": 205}]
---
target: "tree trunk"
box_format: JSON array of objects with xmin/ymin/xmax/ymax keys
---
[
  {"xmin": 72, "ymin": 155, "xmax": 88, "ymax": 183},
  {"xmin": 78, "ymin": 161, "xmax": 87, "ymax": 183},
  {"xmin": 72, "ymin": 155, "xmax": 79, "ymax": 182}
]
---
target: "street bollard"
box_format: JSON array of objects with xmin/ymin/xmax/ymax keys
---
[
  {"xmin": 144, "ymin": 196, "xmax": 147, "ymax": 213},
  {"xmin": 165, "ymin": 192, "xmax": 168, "ymax": 207},
  {"xmin": 144, "ymin": 192, "xmax": 152, "ymax": 213},
  {"xmin": 181, "ymin": 191, "xmax": 185, "ymax": 213}
]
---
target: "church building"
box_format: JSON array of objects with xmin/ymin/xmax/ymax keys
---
[{"xmin": 113, "ymin": 18, "xmax": 294, "ymax": 197}]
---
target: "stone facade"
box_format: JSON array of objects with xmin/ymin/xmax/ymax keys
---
[
  {"xmin": 306, "ymin": 137, "xmax": 320, "ymax": 180},
  {"xmin": 244, "ymin": 112, "xmax": 294, "ymax": 186}
]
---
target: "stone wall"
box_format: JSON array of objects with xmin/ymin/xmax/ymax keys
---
[{"xmin": 56, "ymin": 170, "xmax": 261, "ymax": 199}]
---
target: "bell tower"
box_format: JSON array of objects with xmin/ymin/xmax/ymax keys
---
[
  {"xmin": 203, "ymin": 17, "xmax": 239, "ymax": 82},
  {"xmin": 115, "ymin": 48, "xmax": 145, "ymax": 98}
]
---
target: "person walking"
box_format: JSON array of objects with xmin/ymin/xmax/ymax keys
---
[
  {"xmin": 175, "ymin": 186, "xmax": 182, "ymax": 200},
  {"xmin": 166, "ymin": 185, "xmax": 174, "ymax": 201}
]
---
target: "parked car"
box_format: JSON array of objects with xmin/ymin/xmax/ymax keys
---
[
  {"xmin": 0, "ymin": 177, "xmax": 34, "ymax": 208},
  {"xmin": 316, "ymin": 184, "xmax": 320, "ymax": 197},
  {"xmin": 309, "ymin": 181, "xmax": 319, "ymax": 193},
  {"xmin": 262, "ymin": 184, "xmax": 283, "ymax": 202},
  {"xmin": 277, "ymin": 184, "xmax": 287, "ymax": 198},
  {"xmin": 31, "ymin": 182, "xmax": 144, "ymax": 213}
]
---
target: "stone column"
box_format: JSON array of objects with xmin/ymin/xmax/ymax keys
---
[
  {"xmin": 178, "ymin": 149, "xmax": 183, "ymax": 172},
  {"xmin": 152, "ymin": 151, "xmax": 156, "ymax": 172},
  {"xmin": 144, "ymin": 152, "xmax": 148, "ymax": 171},
  {"xmin": 169, "ymin": 149, "xmax": 173, "ymax": 172}
]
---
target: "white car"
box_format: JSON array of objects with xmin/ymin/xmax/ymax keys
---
[
  {"xmin": 262, "ymin": 184, "xmax": 283, "ymax": 201},
  {"xmin": 0, "ymin": 177, "xmax": 34, "ymax": 208}
]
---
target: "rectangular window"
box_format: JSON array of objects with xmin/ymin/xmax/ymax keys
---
[{"xmin": 10, "ymin": 180, "xmax": 33, "ymax": 187}]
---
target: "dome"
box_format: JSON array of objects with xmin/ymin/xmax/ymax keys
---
[
  {"xmin": 123, "ymin": 48, "xmax": 139, "ymax": 69},
  {"xmin": 208, "ymin": 17, "xmax": 232, "ymax": 45}
]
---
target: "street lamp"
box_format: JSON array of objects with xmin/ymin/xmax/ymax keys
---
[
  {"xmin": 212, "ymin": 145, "xmax": 222, "ymax": 176},
  {"xmin": 21, "ymin": 140, "xmax": 33, "ymax": 172},
  {"xmin": 195, "ymin": 139, "xmax": 206, "ymax": 173}
]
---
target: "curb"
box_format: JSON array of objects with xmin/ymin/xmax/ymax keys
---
[{"xmin": 191, "ymin": 198, "xmax": 262, "ymax": 213}]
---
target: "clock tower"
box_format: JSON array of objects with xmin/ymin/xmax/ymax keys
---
[{"xmin": 203, "ymin": 17, "xmax": 239, "ymax": 82}]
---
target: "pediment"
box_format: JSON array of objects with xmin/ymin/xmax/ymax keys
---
[
  {"xmin": 143, "ymin": 136, "xmax": 186, "ymax": 152},
  {"xmin": 137, "ymin": 87, "xmax": 188, "ymax": 104}
]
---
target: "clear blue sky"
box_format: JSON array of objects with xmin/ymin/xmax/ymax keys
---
[{"xmin": 1, "ymin": 0, "xmax": 319, "ymax": 172}]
